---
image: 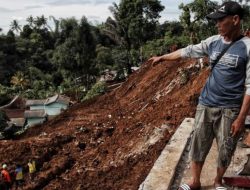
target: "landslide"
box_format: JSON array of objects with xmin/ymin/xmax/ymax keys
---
[{"xmin": 0, "ymin": 58, "xmax": 209, "ymax": 190}]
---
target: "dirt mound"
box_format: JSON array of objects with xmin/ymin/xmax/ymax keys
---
[{"xmin": 0, "ymin": 59, "xmax": 209, "ymax": 190}]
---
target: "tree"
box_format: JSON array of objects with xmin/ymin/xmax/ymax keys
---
[
  {"xmin": 179, "ymin": 0, "xmax": 218, "ymax": 43},
  {"xmin": 59, "ymin": 17, "xmax": 78, "ymax": 39},
  {"xmin": 20, "ymin": 25, "xmax": 33, "ymax": 38},
  {"xmin": 51, "ymin": 17, "xmax": 97, "ymax": 89},
  {"xmin": 0, "ymin": 110, "xmax": 9, "ymax": 131},
  {"xmin": 34, "ymin": 15, "xmax": 47, "ymax": 29},
  {"xmin": 0, "ymin": 31, "xmax": 21, "ymax": 86},
  {"xmin": 236, "ymin": 0, "xmax": 250, "ymax": 30},
  {"xmin": 26, "ymin": 16, "xmax": 34, "ymax": 28},
  {"xmin": 10, "ymin": 20, "xmax": 21, "ymax": 33},
  {"xmin": 49, "ymin": 16, "xmax": 60, "ymax": 38},
  {"xmin": 102, "ymin": 17, "xmax": 121, "ymax": 46},
  {"xmin": 95, "ymin": 45, "xmax": 114, "ymax": 72},
  {"xmin": 76, "ymin": 16, "xmax": 97, "ymax": 76},
  {"xmin": 10, "ymin": 71, "xmax": 29, "ymax": 91},
  {"xmin": 108, "ymin": 0, "xmax": 164, "ymax": 74}
]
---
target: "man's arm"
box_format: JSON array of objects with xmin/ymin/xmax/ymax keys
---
[
  {"xmin": 149, "ymin": 49, "xmax": 182, "ymax": 65},
  {"xmin": 231, "ymin": 94, "xmax": 250, "ymax": 136}
]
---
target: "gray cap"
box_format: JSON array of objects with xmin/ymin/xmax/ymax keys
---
[{"xmin": 206, "ymin": 1, "xmax": 244, "ymax": 20}]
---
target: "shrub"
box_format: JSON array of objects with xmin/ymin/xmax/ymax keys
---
[{"xmin": 83, "ymin": 81, "xmax": 106, "ymax": 101}]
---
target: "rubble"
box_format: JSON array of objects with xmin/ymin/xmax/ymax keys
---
[{"xmin": 0, "ymin": 58, "xmax": 209, "ymax": 189}]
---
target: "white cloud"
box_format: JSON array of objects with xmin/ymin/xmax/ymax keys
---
[
  {"xmin": 24, "ymin": 5, "xmax": 44, "ymax": 9},
  {"xmin": 11, "ymin": 16, "xmax": 25, "ymax": 21},
  {"xmin": 0, "ymin": 0, "xmax": 222, "ymax": 33},
  {"xmin": 47, "ymin": 0, "xmax": 91, "ymax": 6}
]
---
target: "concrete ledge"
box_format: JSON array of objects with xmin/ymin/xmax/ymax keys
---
[{"xmin": 139, "ymin": 118, "xmax": 194, "ymax": 190}]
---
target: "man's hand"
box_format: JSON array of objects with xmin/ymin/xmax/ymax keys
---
[
  {"xmin": 148, "ymin": 50, "xmax": 182, "ymax": 66},
  {"xmin": 231, "ymin": 117, "xmax": 245, "ymax": 137},
  {"xmin": 148, "ymin": 56, "xmax": 163, "ymax": 66}
]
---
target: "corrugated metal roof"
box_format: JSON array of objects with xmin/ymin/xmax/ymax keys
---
[
  {"xmin": 26, "ymin": 94, "xmax": 70, "ymax": 106},
  {"xmin": 24, "ymin": 110, "xmax": 47, "ymax": 118},
  {"xmin": 45, "ymin": 94, "xmax": 58, "ymax": 105},
  {"xmin": 56, "ymin": 95, "xmax": 70, "ymax": 105},
  {"xmin": 26, "ymin": 99, "xmax": 46, "ymax": 106},
  {"xmin": 45, "ymin": 94, "xmax": 70, "ymax": 105}
]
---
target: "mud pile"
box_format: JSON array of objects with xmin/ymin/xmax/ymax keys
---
[{"xmin": 0, "ymin": 58, "xmax": 209, "ymax": 190}]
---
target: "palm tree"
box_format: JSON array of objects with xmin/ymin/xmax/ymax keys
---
[
  {"xmin": 26, "ymin": 15, "xmax": 34, "ymax": 28},
  {"xmin": 34, "ymin": 15, "xmax": 47, "ymax": 29},
  {"xmin": 102, "ymin": 17, "xmax": 123, "ymax": 46},
  {"xmin": 49, "ymin": 16, "xmax": 60, "ymax": 37},
  {"xmin": 10, "ymin": 20, "xmax": 21, "ymax": 33},
  {"xmin": 10, "ymin": 71, "xmax": 29, "ymax": 91}
]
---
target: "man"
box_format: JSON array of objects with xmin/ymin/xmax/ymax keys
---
[
  {"xmin": 150, "ymin": 1, "xmax": 250, "ymax": 190},
  {"xmin": 14, "ymin": 164, "xmax": 24, "ymax": 189},
  {"xmin": 27, "ymin": 158, "xmax": 36, "ymax": 181},
  {"xmin": 1, "ymin": 164, "xmax": 12, "ymax": 190}
]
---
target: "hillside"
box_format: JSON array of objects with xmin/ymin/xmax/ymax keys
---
[{"xmin": 0, "ymin": 58, "xmax": 209, "ymax": 190}]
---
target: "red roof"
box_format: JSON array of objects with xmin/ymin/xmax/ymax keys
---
[{"xmin": 3, "ymin": 109, "xmax": 25, "ymax": 118}]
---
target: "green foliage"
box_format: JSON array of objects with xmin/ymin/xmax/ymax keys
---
[
  {"xmin": 83, "ymin": 81, "xmax": 106, "ymax": 101},
  {"xmin": 107, "ymin": 0, "xmax": 164, "ymax": 73},
  {"xmin": 96, "ymin": 45, "xmax": 114, "ymax": 72},
  {"xmin": 179, "ymin": 0, "xmax": 218, "ymax": 42},
  {"xmin": 0, "ymin": 84, "xmax": 13, "ymax": 105},
  {"xmin": 111, "ymin": 48, "xmax": 127, "ymax": 80},
  {"xmin": 0, "ymin": 110, "xmax": 9, "ymax": 131},
  {"xmin": 1, "ymin": 0, "xmax": 249, "ymax": 102},
  {"xmin": 142, "ymin": 34, "xmax": 189, "ymax": 59},
  {"xmin": 50, "ymin": 16, "xmax": 97, "ymax": 90},
  {"xmin": 10, "ymin": 20, "xmax": 21, "ymax": 33},
  {"xmin": 241, "ymin": 2, "xmax": 250, "ymax": 30},
  {"xmin": 10, "ymin": 71, "xmax": 29, "ymax": 92}
]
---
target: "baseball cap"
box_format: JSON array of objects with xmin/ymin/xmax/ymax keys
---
[
  {"xmin": 2, "ymin": 164, "xmax": 7, "ymax": 169},
  {"xmin": 206, "ymin": 1, "xmax": 244, "ymax": 20}
]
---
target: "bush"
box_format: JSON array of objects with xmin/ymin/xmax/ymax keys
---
[
  {"xmin": 83, "ymin": 81, "xmax": 106, "ymax": 101},
  {"xmin": 142, "ymin": 33, "xmax": 190, "ymax": 60},
  {"xmin": 0, "ymin": 85, "xmax": 13, "ymax": 105}
]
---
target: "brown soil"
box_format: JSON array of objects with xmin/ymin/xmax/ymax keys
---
[{"xmin": 0, "ymin": 58, "xmax": 209, "ymax": 190}]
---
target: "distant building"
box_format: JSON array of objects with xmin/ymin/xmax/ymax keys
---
[
  {"xmin": 0, "ymin": 94, "xmax": 71, "ymax": 129},
  {"xmin": 24, "ymin": 110, "xmax": 48, "ymax": 127},
  {"xmin": 0, "ymin": 96, "xmax": 26, "ymax": 128},
  {"xmin": 26, "ymin": 94, "xmax": 71, "ymax": 120}
]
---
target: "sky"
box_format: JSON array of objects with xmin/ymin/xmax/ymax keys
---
[{"xmin": 0, "ymin": 0, "xmax": 221, "ymax": 33}]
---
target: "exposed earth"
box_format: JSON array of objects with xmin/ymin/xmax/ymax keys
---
[{"xmin": 0, "ymin": 58, "xmax": 209, "ymax": 190}]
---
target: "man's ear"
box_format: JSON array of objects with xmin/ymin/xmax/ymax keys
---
[{"xmin": 233, "ymin": 15, "xmax": 240, "ymax": 25}]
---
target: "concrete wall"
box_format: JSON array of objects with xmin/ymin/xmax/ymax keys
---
[
  {"xmin": 27, "ymin": 118, "xmax": 46, "ymax": 127},
  {"xmin": 30, "ymin": 103, "xmax": 67, "ymax": 116}
]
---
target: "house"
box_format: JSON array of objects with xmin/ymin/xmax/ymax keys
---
[
  {"xmin": 0, "ymin": 95, "xmax": 26, "ymax": 128},
  {"xmin": 26, "ymin": 94, "xmax": 71, "ymax": 119},
  {"xmin": 24, "ymin": 110, "xmax": 47, "ymax": 127},
  {"xmin": 0, "ymin": 94, "xmax": 71, "ymax": 128}
]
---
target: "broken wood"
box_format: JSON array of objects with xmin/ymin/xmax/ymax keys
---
[{"xmin": 223, "ymin": 176, "xmax": 250, "ymax": 188}]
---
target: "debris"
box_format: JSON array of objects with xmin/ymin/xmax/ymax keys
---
[
  {"xmin": 0, "ymin": 58, "xmax": 208, "ymax": 189},
  {"xmin": 237, "ymin": 154, "xmax": 250, "ymax": 175},
  {"xmin": 223, "ymin": 176, "xmax": 250, "ymax": 188}
]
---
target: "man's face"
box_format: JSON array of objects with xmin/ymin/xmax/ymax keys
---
[{"xmin": 215, "ymin": 15, "xmax": 235, "ymax": 37}]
